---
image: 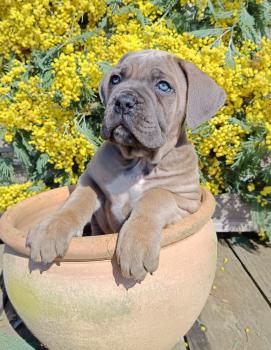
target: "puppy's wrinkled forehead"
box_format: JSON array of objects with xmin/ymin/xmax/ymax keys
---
[
  {"xmin": 100, "ymin": 49, "xmax": 226, "ymax": 130},
  {"xmin": 116, "ymin": 50, "xmax": 182, "ymax": 82}
]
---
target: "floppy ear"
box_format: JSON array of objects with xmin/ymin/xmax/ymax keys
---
[
  {"xmin": 98, "ymin": 71, "xmax": 110, "ymax": 105},
  {"xmin": 178, "ymin": 59, "xmax": 226, "ymax": 129},
  {"xmin": 118, "ymin": 51, "xmax": 133, "ymax": 64}
]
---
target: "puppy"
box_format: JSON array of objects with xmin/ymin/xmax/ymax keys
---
[{"xmin": 27, "ymin": 50, "xmax": 226, "ymax": 282}]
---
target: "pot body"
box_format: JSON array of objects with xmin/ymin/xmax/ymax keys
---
[{"xmin": 3, "ymin": 219, "xmax": 217, "ymax": 350}]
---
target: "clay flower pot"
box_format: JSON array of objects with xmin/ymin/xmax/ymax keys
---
[{"xmin": 0, "ymin": 187, "xmax": 217, "ymax": 350}]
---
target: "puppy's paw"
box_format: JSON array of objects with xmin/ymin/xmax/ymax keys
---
[
  {"xmin": 26, "ymin": 214, "xmax": 81, "ymax": 263},
  {"xmin": 116, "ymin": 220, "xmax": 160, "ymax": 282}
]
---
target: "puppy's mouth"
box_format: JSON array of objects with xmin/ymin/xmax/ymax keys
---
[{"xmin": 106, "ymin": 125, "xmax": 140, "ymax": 147}]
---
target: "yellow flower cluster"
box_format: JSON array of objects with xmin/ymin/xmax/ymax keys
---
[
  {"xmin": 0, "ymin": 0, "xmax": 106, "ymax": 58},
  {"xmin": 50, "ymin": 46, "xmax": 103, "ymax": 104},
  {"xmin": 137, "ymin": 0, "xmax": 162, "ymax": 19},
  {"xmin": 258, "ymin": 230, "xmax": 268, "ymax": 241},
  {"xmin": 247, "ymin": 184, "xmax": 270, "ymax": 208},
  {"xmin": 266, "ymin": 123, "xmax": 271, "ymax": 150},
  {"xmin": 211, "ymin": 0, "xmax": 244, "ymax": 28},
  {"xmin": 51, "ymin": 52, "xmax": 83, "ymax": 108},
  {"xmin": 0, "ymin": 75, "xmax": 95, "ymax": 179},
  {"xmin": 247, "ymin": 183, "xmax": 255, "ymax": 192},
  {"xmin": 0, "ymin": 59, "xmax": 25, "ymax": 95},
  {"xmin": 78, "ymin": 52, "xmax": 103, "ymax": 91},
  {"xmin": 260, "ymin": 186, "xmax": 271, "ymax": 196},
  {"xmin": 200, "ymin": 119, "xmax": 248, "ymax": 165},
  {"xmin": 0, "ymin": 182, "xmax": 44, "ymax": 212},
  {"xmin": 201, "ymin": 158, "xmax": 224, "ymax": 195}
]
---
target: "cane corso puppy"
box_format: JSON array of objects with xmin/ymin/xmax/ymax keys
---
[{"xmin": 27, "ymin": 50, "xmax": 226, "ymax": 281}]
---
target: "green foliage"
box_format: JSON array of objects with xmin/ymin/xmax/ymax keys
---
[
  {"xmin": 152, "ymin": 0, "xmax": 211, "ymax": 33},
  {"xmin": 75, "ymin": 114, "xmax": 102, "ymax": 151},
  {"xmin": 0, "ymin": 157, "xmax": 13, "ymax": 184},
  {"xmin": 251, "ymin": 203, "xmax": 271, "ymax": 240},
  {"xmin": 0, "ymin": 38, "xmax": 105, "ymax": 189},
  {"xmin": 247, "ymin": 0, "xmax": 271, "ymax": 37},
  {"xmin": 107, "ymin": 0, "xmax": 150, "ymax": 26},
  {"xmin": 191, "ymin": 28, "xmax": 225, "ymax": 38},
  {"xmin": 151, "ymin": 0, "xmax": 271, "ymax": 66},
  {"xmin": 35, "ymin": 154, "xmax": 50, "ymax": 175},
  {"xmin": 12, "ymin": 133, "xmax": 32, "ymax": 169},
  {"xmin": 222, "ymin": 124, "xmax": 271, "ymax": 239},
  {"xmin": 238, "ymin": 6, "xmax": 258, "ymax": 42}
]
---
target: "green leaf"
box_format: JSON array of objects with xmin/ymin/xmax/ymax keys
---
[
  {"xmin": 228, "ymin": 117, "xmax": 251, "ymax": 131},
  {"xmin": 26, "ymin": 182, "xmax": 46, "ymax": 193},
  {"xmin": 71, "ymin": 31, "xmax": 98, "ymax": 44},
  {"xmin": 135, "ymin": 9, "xmax": 150, "ymax": 26},
  {"xmin": 191, "ymin": 123, "xmax": 212, "ymax": 136},
  {"xmin": 225, "ymin": 41, "xmax": 237, "ymax": 68},
  {"xmin": 35, "ymin": 154, "xmax": 49, "ymax": 174},
  {"xmin": 207, "ymin": 0, "xmax": 215, "ymax": 17},
  {"xmin": 40, "ymin": 44, "xmax": 64, "ymax": 66},
  {"xmin": 0, "ymin": 158, "xmax": 14, "ymax": 182},
  {"xmin": 239, "ymin": 6, "xmax": 258, "ymax": 42},
  {"xmin": 108, "ymin": 3, "xmax": 149, "ymax": 26},
  {"xmin": 18, "ymin": 131, "xmax": 34, "ymax": 153},
  {"xmin": 210, "ymin": 37, "xmax": 222, "ymax": 48},
  {"xmin": 98, "ymin": 16, "xmax": 107, "ymax": 29},
  {"xmin": 75, "ymin": 117, "xmax": 101, "ymax": 151},
  {"xmin": 98, "ymin": 61, "xmax": 112, "ymax": 73},
  {"xmin": 251, "ymin": 203, "xmax": 271, "ymax": 240},
  {"xmin": 215, "ymin": 10, "xmax": 234, "ymax": 19},
  {"xmin": 248, "ymin": 0, "xmax": 271, "ymax": 37},
  {"xmin": 0, "ymin": 126, "xmax": 7, "ymax": 140},
  {"xmin": 41, "ymin": 70, "xmax": 54, "ymax": 89},
  {"xmin": 190, "ymin": 28, "xmax": 225, "ymax": 37},
  {"xmin": 12, "ymin": 139, "xmax": 32, "ymax": 168},
  {"xmin": 31, "ymin": 50, "xmax": 47, "ymax": 71},
  {"xmin": 53, "ymin": 90, "xmax": 63, "ymax": 104},
  {"xmin": 21, "ymin": 70, "xmax": 30, "ymax": 82}
]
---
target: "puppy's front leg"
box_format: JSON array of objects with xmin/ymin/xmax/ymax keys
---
[
  {"xmin": 26, "ymin": 173, "xmax": 100, "ymax": 263},
  {"xmin": 116, "ymin": 188, "xmax": 179, "ymax": 282}
]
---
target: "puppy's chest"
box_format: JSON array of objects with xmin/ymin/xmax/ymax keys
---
[{"xmin": 104, "ymin": 166, "xmax": 146, "ymax": 223}]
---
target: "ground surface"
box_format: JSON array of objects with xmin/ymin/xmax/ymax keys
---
[{"xmin": 0, "ymin": 233, "xmax": 270, "ymax": 350}]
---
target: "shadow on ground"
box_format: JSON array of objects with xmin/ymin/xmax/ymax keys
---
[{"xmin": 218, "ymin": 232, "xmax": 270, "ymax": 252}]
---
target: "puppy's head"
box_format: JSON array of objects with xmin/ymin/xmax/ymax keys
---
[{"xmin": 99, "ymin": 50, "xmax": 226, "ymax": 154}]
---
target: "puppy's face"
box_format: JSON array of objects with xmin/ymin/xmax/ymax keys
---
[
  {"xmin": 99, "ymin": 50, "xmax": 187, "ymax": 151},
  {"xmin": 99, "ymin": 50, "xmax": 226, "ymax": 154}
]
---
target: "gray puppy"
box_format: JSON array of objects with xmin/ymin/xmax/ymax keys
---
[{"xmin": 27, "ymin": 50, "xmax": 226, "ymax": 282}]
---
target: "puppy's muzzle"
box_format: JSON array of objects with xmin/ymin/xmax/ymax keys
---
[
  {"xmin": 101, "ymin": 89, "xmax": 165, "ymax": 149},
  {"xmin": 114, "ymin": 94, "xmax": 137, "ymax": 114},
  {"xmin": 112, "ymin": 125, "xmax": 137, "ymax": 145},
  {"xmin": 101, "ymin": 92, "xmax": 138, "ymax": 140}
]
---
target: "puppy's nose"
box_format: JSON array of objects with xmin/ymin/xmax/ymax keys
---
[{"xmin": 114, "ymin": 94, "xmax": 136, "ymax": 114}]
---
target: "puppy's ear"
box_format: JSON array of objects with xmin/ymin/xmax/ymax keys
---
[
  {"xmin": 118, "ymin": 51, "xmax": 133, "ymax": 64},
  {"xmin": 98, "ymin": 71, "xmax": 110, "ymax": 106},
  {"xmin": 178, "ymin": 59, "xmax": 226, "ymax": 129}
]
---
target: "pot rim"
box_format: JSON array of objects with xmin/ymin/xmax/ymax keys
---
[{"xmin": 0, "ymin": 186, "xmax": 215, "ymax": 262}]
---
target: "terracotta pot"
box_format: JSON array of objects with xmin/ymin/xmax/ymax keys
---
[{"xmin": 0, "ymin": 187, "xmax": 217, "ymax": 350}]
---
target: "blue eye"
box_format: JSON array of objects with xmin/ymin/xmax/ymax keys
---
[
  {"xmin": 110, "ymin": 75, "xmax": 121, "ymax": 85},
  {"xmin": 156, "ymin": 81, "xmax": 172, "ymax": 93}
]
